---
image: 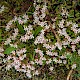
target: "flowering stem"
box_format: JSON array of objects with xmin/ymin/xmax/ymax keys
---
[
  {"xmin": 48, "ymin": 21, "xmax": 61, "ymax": 43},
  {"xmin": 67, "ymin": 69, "xmax": 73, "ymax": 80}
]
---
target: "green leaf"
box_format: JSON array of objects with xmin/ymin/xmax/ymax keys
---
[
  {"xmin": 4, "ymin": 47, "xmax": 16, "ymax": 54},
  {"xmin": 33, "ymin": 26, "xmax": 43, "ymax": 37},
  {"xmin": 16, "ymin": 21, "xmax": 25, "ymax": 34}
]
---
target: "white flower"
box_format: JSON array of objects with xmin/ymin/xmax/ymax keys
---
[
  {"xmin": 31, "ymin": 66, "xmax": 35, "ymax": 70},
  {"xmin": 46, "ymin": 50, "xmax": 53, "ymax": 56},
  {"xmin": 26, "ymin": 73, "xmax": 32, "ymax": 78},
  {"xmin": 28, "ymin": 25, "xmax": 33, "ymax": 30},
  {"xmin": 35, "ymin": 49, "xmax": 44, "ymax": 57},
  {"xmin": 58, "ymin": 19, "xmax": 65, "ymax": 28},
  {"xmin": 35, "ymin": 5, "xmax": 40, "ymax": 10},
  {"xmin": 60, "ymin": 55, "xmax": 66, "ymax": 59},
  {"xmin": 78, "ymin": 49, "xmax": 80, "ymax": 56},
  {"xmin": 53, "ymin": 52, "xmax": 58, "ymax": 56},
  {"xmin": 34, "ymin": 70, "xmax": 39, "ymax": 75},
  {"xmin": 72, "ymin": 23, "xmax": 78, "ymax": 28},
  {"xmin": 23, "ymin": 14, "xmax": 29, "ymax": 20},
  {"xmin": 62, "ymin": 41, "xmax": 69, "ymax": 45},
  {"xmin": 63, "ymin": 60, "xmax": 67, "ymax": 64},
  {"xmin": 4, "ymin": 38, "xmax": 11, "ymax": 45},
  {"xmin": 41, "ymin": 57, "xmax": 46, "ymax": 61},
  {"xmin": 6, "ymin": 20, "xmax": 13, "ymax": 31},
  {"xmin": 49, "ymin": 67, "xmax": 54, "ymax": 71},
  {"xmin": 71, "ymin": 45, "xmax": 76, "ymax": 52},
  {"xmin": 65, "ymin": 35, "xmax": 72, "ymax": 42},
  {"xmin": 38, "ymin": 22, "xmax": 45, "ymax": 27},
  {"xmin": 71, "ymin": 27, "xmax": 78, "ymax": 34},
  {"xmin": 18, "ymin": 17, "xmax": 23, "ymax": 24},
  {"xmin": 3, "ymin": 59, "xmax": 7, "ymax": 63},
  {"xmin": 17, "ymin": 69, "xmax": 26, "ymax": 73},
  {"xmin": 20, "ymin": 36, "xmax": 26, "ymax": 42},
  {"xmin": 46, "ymin": 59, "xmax": 52, "ymax": 64},
  {"xmin": 39, "ymin": 13, "xmax": 46, "ymax": 20},
  {"xmin": 58, "ymin": 59, "xmax": 62, "ymax": 63},
  {"xmin": 34, "ymin": 33, "xmax": 46, "ymax": 45},
  {"xmin": 61, "ymin": 7, "xmax": 68, "ymax": 17},
  {"xmin": 27, "ymin": 64, "xmax": 31, "ymax": 69},
  {"xmin": 0, "ymin": 53, "xmax": 4, "ymax": 57},
  {"xmin": 55, "ymin": 42, "xmax": 62, "ymax": 50},
  {"xmin": 71, "ymin": 64, "xmax": 76, "ymax": 69},
  {"xmin": 6, "ymin": 64, "xmax": 12, "ymax": 70},
  {"xmin": 66, "ymin": 21, "xmax": 72, "ymax": 26},
  {"xmin": 19, "ymin": 56, "xmax": 24, "ymax": 60},
  {"xmin": 10, "ymin": 44, "xmax": 17, "ymax": 48},
  {"xmin": 53, "ymin": 58, "xmax": 58, "ymax": 63},
  {"xmin": 44, "ymin": 25, "xmax": 50, "ymax": 29},
  {"xmin": 30, "ymin": 61, "xmax": 35, "ymax": 64},
  {"xmin": 38, "ymin": 59, "xmax": 43, "ymax": 65},
  {"xmin": 7, "ymin": 56, "xmax": 12, "ymax": 60},
  {"xmin": 0, "ymin": 5, "xmax": 5, "ymax": 13},
  {"xmin": 24, "ymin": 25, "xmax": 28, "ymax": 31},
  {"xmin": 14, "ymin": 65, "xmax": 20, "ymax": 69},
  {"xmin": 22, "ymin": 48, "xmax": 27, "ymax": 53},
  {"xmin": 22, "ymin": 64, "xmax": 26, "ymax": 69},
  {"xmin": 0, "ymin": 47, "xmax": 4, "ymax": 52},
  {"xmin": 78, "ymin": 28, "xmax": 80, "ymax": 33},
  {"xmin": 33, "ymin": 17, "xmax": 40, "ymax": 24}
]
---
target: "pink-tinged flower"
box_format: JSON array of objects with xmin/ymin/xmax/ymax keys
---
[
  {"xmin": 19, "ymin": 56, "xmax": 24, "ymax": 60},
  {"xmin": 18, "ymin": 17, "xmax": 23, "ymax": 25},
  {"xmin": 38, "ymin": 59, "xmax": 43, "ymax": 65},
  {"xmin": 46, "ymin": 50, "xmax": 53, "ymax": 56},
  {"xmin": 71, "ymin": 45, "xmax": 76, "ymax": 52},
  {"xmin": 7, "ymin": 56, "xmax": 12, "ymax": 60},
  {"xmin": 14, "ymin": 65, "xmax": 20, "ymax": 70},
  {"xmin": 34, "ymin": 33, "xmax": 46, "ymax": 45},
  {"xmin": 26, "ymin": 73, "xmax": 32, "ymax": 78}
]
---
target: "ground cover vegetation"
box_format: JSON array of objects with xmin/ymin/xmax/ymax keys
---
[{"xmin": 0, "ymin": 0, "xmax": 80, "ymax": 80}]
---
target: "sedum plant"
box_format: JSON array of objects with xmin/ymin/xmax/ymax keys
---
[{"xmin": 0, "ymin": 0, "xmax": 80, "ymax": 80}]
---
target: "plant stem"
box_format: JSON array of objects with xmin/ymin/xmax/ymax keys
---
[{"xmin": 67, "ymin": 69, "xmax": 73, "ymax": 80}]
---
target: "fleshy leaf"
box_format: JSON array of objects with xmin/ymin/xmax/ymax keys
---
[
  {"xmin": 4, "ymin": 47, "xmax": 16, "ymax": 54},
  {"xmin": 33, "ymin": 26, "xmax": 43, "ymax": 37},
  {"xmin": 16, "ymin": 21, "xmax": 25, "ymax": 34}
]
